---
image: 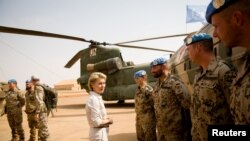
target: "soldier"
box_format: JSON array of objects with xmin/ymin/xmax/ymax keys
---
[
  {"xmin": 185, "ymin": 33, "xmax": 235, "ymax": 140},
  {"xmin": 150, "ymin": 57, "xmax": 191, "ymax": 141},
  {"xmin": 0, "ymin": 82, "xmax": 3, "ymax": 91},
  {"xmin": 31, "ymin": 76, "xmax": 50, "ymax": 141},
  {"xmin": 4, "ymin": 79, "xmax": 25, "ymax": 141},
  {"xmin": 206, "ymin": 0, "xmax": 250, "ymax": 124},
  {"xmin": 0, "ymin": 82, "xmax": 6, "ymax": 117},
  {"xmin": 134, "ymin": 70, "xmax": 157, "ymax": 141},
  {"xmin": 25, "ymin": 80, "xmax": 39, "ymax": 141}
]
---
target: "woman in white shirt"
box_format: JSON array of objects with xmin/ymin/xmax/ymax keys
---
[{"xmin": 85, "ymin": 72, "xmax": 113, "ymax": 141}]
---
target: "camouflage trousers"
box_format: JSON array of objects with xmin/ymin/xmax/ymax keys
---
[
  {"xmin": 156, "ymin": 122, "xmax": 185, "ymax": 141},
  {"xmin": 27, "ymin": 113, "xmax": 39, "ymax": 141},
  {"xmin": 7, "ymin": 109, "xmax": 25, "ymax": 141},
  {"xmin": 136, "ymin": 115, "xmax": 157, "ymax": 141},
  {"xmin": 37, "ymin": 112, "xmax": 50, "ymax": 141}
]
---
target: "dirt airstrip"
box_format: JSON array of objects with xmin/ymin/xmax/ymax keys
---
[{"xmin": 0, "ymin": 92, "xmax": 137, "ymax": 141}]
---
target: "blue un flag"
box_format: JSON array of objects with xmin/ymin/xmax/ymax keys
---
[{"xmin": 186, "ymin": 5, "xmax": 207, "ymax": 25}]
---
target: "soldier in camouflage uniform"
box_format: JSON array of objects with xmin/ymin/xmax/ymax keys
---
[
  {"xmin": 185, "ymin": 33, "xmax": 235, "ymax": 141},
  {"xmin": 134, "ymin": 70, "xmax": 157, "ymax": 141},
  {"xmin": 206, "ymin": 0, "xmax": 250, "ymax": 124},
  {"xmin": 150, "ymin": 57, "xmax": 191, "ymax": 141},
  {"xmin": 4, "ymin": 79, "xmax": 25, "ymax": 141},
  {"xmin": 0, "ymin": 83, "xmax": 6, "ymax": 117},
  {"xmin": 231, "ymin": 53, "xmax": 250, "ymax": 124},
  {"xmin": 25, "ymin": 80, "xmax": 39, "ymax": 141},
  {"xmin": 31, "ymin": 76, "xmax": 50, "ymax": 141}
]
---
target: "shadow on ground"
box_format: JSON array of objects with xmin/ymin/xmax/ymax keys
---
[
  {"xmin": 57, "ymin": 102, "xmax": 134, "ymax": 109},
  {"xmin": 109, "ymin": 133, "xmax": 137, "ymax": 141},
  {"xmin": 57, "ymin": 104, "xmax": 85, "ymax": 109},
  {"xmin": 105, "ymin": 102, "xmax": 134, "ymax": 108}
]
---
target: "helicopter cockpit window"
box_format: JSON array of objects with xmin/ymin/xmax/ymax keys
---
[{"xmin": 119, "ymin": 53, "xmax": 135, "ymax": 67}]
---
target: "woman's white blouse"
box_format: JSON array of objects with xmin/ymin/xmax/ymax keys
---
[{"xmin": 86, "ymin": 91, "xmax": 108, "ymax": 141}]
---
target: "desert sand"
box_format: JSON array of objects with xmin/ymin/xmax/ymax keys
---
[{"xmin": 0, "ymin": 93, "xmax": 137, "ymax": 141}]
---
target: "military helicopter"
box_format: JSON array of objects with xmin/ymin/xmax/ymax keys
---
[
  {"xmin": 0, "ymin": 26, "xmax": 188, "ymax": 103},
  {"xmin": 0, "ymin": 24, "xmax": 246, "ymax": 103}
]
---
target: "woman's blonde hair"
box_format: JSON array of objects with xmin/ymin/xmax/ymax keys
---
[{"xmin": 87, "ymin": 72, "xmax": 107, "ymax": 91}]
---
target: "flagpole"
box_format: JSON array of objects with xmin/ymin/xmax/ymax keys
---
[{"xmin": 186, "ymin": 0, "xmax": 189, "ymax": 33}]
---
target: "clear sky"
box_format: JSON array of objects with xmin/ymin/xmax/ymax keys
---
[{"xmin": 0, "ymin": 0, "xmax": 210, "ymax": 89}]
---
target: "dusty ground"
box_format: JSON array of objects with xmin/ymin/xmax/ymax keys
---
[{"xmin": 0, "ymin": 93, "xmax": 137, "ymax": 141}]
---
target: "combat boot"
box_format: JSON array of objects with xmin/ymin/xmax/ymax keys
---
[
  {"xmin": 28, "ymin": 137, "xmax": 36, "ymax": 141},
  {"xmin": 28, "ymin": 132, "xmax": 36, "ymax": 141},
  {"xmin": 11, "ymin": 130, "xmax": 18, "ymax": 141},
  {"xmin": 18, "ymin": 133, "xmax": 25, "ymax": 141},
  {"xmin": 40, "ymin": 137, "xmax": 49, "ymax": 141},
  {"xmin": 9, "ymin": 137, "xmax": 18, "ymax": 141},
  {"xmin": 10, "ymin": 134, "xmax": 18, "ymax": 141}
]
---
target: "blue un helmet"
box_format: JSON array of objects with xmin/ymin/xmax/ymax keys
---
[
  {"xmin": 206, "ymin": 0, "xmax": 237, "ymax": 23},
  {"xmin": 134, "ymin": 70, "xmax": 147, "ymax": 79},
  {"xmin": 185, "ymin": 33, "xmax": 212, "ymax": 46},
  {"xmin": 150, "ymin": 57, "xmax": 167, "ymax": 68},
  {"xmin": 8, "ymin": 79, "xmax": 17, "ymax": 84}
]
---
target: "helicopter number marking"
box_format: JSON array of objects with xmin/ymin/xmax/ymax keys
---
[{"xmin": 90, "ymin": 48, "xmax": 97, "ymax": 57}]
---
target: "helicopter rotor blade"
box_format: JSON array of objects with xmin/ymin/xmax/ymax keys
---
[
  {"xmin": 113, "ymin": 44, "xmax": 175, "ymax": 53},
  {"xmin": 0, "ymin": 26, "xmax": 90, "ymax": 43},
  {"xmin": 115, "ymin": 33, "xmax": 192, "ymax": 45},
  {"xmin": 0, "ymin": 25, "xmax": 188, "ymax": 53}
]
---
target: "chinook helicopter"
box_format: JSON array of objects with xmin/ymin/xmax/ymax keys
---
[
  {"xmin": 0, "ymin": 24, "xmax": 247, "ymax": 103},
  {"xmin": 0, "ymin": 26, "xmax": 188, "ymax": 103}
]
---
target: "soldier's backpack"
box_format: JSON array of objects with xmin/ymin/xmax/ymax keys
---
[{"xmin": 37, "ymin": 84, "xmax": 58, "ymax": 110}]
